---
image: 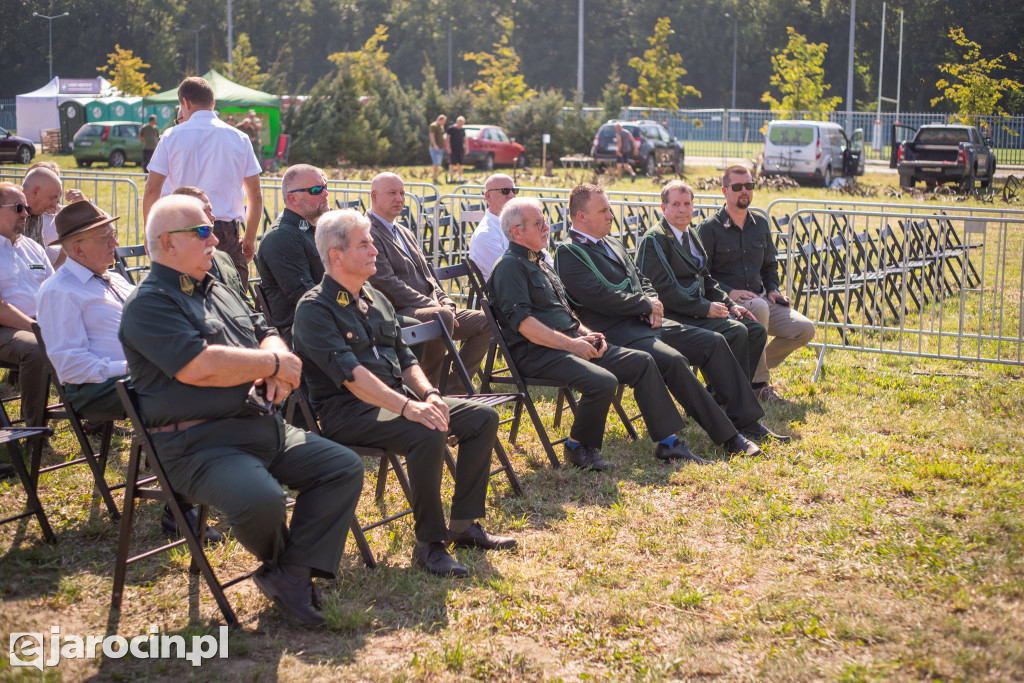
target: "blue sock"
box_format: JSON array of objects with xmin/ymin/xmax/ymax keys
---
[
  {"xmin": 566, "ymin": 438, "xmax": 581, "ymax": 450},
  {"xmin": 659, "ymin": 435, "xmax": 679, "ymax": 447}
]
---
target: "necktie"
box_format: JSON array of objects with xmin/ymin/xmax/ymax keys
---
[
  {"xmin": 598, "ymin": 239, "xmax": 620, "ymax": 265},
  {"xmin": 95, "ymin": 273, "xmax": 126, "ymax": 304},
  {"xmin": 390, "ymin": 223, "xmax": 410, "ymax": 256},
  {"xmin": 686, "ymin": 232, "xmax": 705, "ymax": 269}
]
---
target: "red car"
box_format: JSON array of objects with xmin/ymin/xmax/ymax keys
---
[
  {"xmin": 0, "ymin": 127, "xmax": 36, "ymax": 164},
  {"xmin": 447, "ymin": 124, "xmax": 527, "ymax": 170}
]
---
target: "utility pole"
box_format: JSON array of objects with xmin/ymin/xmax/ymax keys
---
[
  {"xmin": 227, "ymin": 0, "xmax": 234, "ymax": 77},
  {"xmin": 576, "ymin": 0, "xmax": 584, "ymax": 102},
  {"xmin": 33, "ymin": 12, "xmax": 69, "ymax": 81},
  {"xmin": 845, "ymin": 0, "xmax": 856, "ymax": 133}
]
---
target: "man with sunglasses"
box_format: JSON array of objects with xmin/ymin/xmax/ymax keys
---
[
  {"xmin": 697, "ymin": 166, "xmax": 815, "ymax": 405},
  {"xmin": 0, "ymin": 183, "xmax": 53, "ymax": 448},
  {"xmin": 255, "ymin": 165, "xmax": 330, "ymax": 343},
  {"xmin": 143, "ymin": 76, "xmax": 263, "ymax": 288},
  {"xmin": 119, "ymin": 195, "xmax": 364, "ymax": 626},
  {"xmin": 367, "ymin": 172, "xmax": 490, "ymax": 394},
  {"xmin": 468, "ymin": 173, "xmax": 552, "ymax": 280}
]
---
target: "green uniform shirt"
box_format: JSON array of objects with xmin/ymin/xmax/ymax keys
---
[
  {"xmin": 292, "ymin": 275, "xmax": 418, "ymax": 431},
  {"xmin": 487, "ymin": 241, "xmax": 581, "ymax": 349},
  {"xmin": 697, "ymin": 206, "xmax": 780, "ymax": 295},
  {"xmin": 140, "ymin": 124, "xmax": 160, "ymax": 150},
  {"xmin": 119, "ymin": 261, "xmax": 278, "ymax": 426}
]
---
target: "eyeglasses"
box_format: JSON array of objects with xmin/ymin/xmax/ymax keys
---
[
  {"xmin": 166, "ymin": 224, "xmax": 213, "ymax": 239},
  {"xmin": 487, "ymin": 187, "xmax": 518, "ymax": 196},
  {"xmin": 174, "ymin": 115, "xmax": 184, "ymax": 124},
  {"xmin": 727, "ymin": 182, "xmax": 755, "ymax": 192},
  {"xmin": 1, "ymin": 203, "xmax": 26, "ymax": 214},
  {"xmin": 287, "ymin": 184, "xmax": 328, "ymax": 196}
]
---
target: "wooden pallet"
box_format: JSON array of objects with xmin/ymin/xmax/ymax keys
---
[{"xmin": 40, "ymin": 129, "xmax": 61, "ymax": 155}]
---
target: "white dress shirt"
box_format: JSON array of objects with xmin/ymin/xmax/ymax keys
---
[
  {"xmin": 147, "ymin": 110, "xmax": 262, "ymax": 222},
  {"xmin": 0, "ymin": 234, "xmax": 53, "ymax": 317},
  {"xmin": 35, "ymin": 258, "xmax": 133, "ymax": 384},
  {"xmin": 470, "ymin": 211, "xmax": 553, "ymax": 279}
]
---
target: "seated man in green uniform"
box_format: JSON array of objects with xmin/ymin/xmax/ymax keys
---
[
  {"xmin": 488, "ymin": 197, "xmax": 712, "ymax": 472},
  {"xmin": 555, "ymin": 185, "xmax": 786, "ymax": 450},
  {"xmin": 291, "ymin": 209, "xmax": 515, "ymax": 578},
  {"xmin": 120, "ymin": 195, "xmax": 364, "ymax": 626},
  {"xmin": 636, "ymin": 180, "xmax": 768, "ymax": 384},
  {"xmin": 171, "ymin": 186, "xmax": 250, "ymax": 302}
]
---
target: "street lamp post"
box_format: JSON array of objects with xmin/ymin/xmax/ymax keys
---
[
  {"xmin": 724, "ymin": 13, "xmax": 737, "ymax": 110},
  {"xmin": 33, "ymin": 12, "xmax": 69, "ymax": 81},
  {"xmin": 175, "ymin": 25, "xmax": 206, "ymax": 75}
]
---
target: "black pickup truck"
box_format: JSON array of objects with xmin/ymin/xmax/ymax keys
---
[{"xmin": 890, "ymin": 123, "xmax": 997, "ymax": 192}]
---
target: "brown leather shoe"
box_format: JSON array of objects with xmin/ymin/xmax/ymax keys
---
[
  {"xmin": 754, "ymin": 384, "xmax": 793, "ymax": 406},
  {"xmin": 450, "ymin": 521, "xmax": 517, "ymax": 550}
]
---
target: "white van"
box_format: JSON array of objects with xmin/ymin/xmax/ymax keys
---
[{"xmin": 762, "ymin": 120, "xmax": 865, "ymax": 186}]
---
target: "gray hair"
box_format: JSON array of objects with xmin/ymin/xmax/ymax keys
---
[
  {"xmin": 499, "ymin": 197, "xmax": 542, "ymax": 241},
  {"xmin": 315, "ymin": 209, "xmax": 370, "ymax": 269}
]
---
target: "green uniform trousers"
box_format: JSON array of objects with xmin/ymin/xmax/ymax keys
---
[
  {"xmin": 669, "ymin": 315, "xmax": 767, "ymax": 383},
  {"xmin": 64, "ymin": 375, "xmax": 129, "ymax": 421},
  {"xmin": 155, "ymin": 414, "xmax": 364, "ymax": 579},
  {"xmin": 324, "ymin": 396, "xmax": 498, "ymax": 544},
  {"xmin": 512, "ymin": 342, "xmax": 685, "ymax": 449}
]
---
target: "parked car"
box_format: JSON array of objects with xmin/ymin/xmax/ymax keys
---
[
  {"xmin": 446, "ymin": 124, "xmax": 527, "ymax": 170},
  {"xmin": 890, "ymin": 123, "xmax": 996, "ymax": 192},
  {"xmin": 761, "ymin": 120, "xmax": 865, "ymax": 186},
  {"xmin": 590, "ymin": 120, "xmax": 685, "ymax": 175},
  {"xmin": 0, "ymin": 127, "xmax": 35, "ymax": 164},
  {"xmin": 72, "ymin": 121, "xmax": 145, "ymax": 168}
]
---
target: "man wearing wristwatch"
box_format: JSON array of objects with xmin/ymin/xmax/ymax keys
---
[
  {"xmin": 292, "ymin": 208, "xmax": 515, "ymax": 579},
  {"xmin": 697, "ymin": 166, "xmax": 815, "ymax": 405}
]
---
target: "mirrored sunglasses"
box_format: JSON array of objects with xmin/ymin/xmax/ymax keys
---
[
  {"xmin": 287, "ymin": 184, "xmax": 328, "ymax": 196},
  {"xmin": 167, "ymin": 224, "xmax": 213, "ymax": 239}
]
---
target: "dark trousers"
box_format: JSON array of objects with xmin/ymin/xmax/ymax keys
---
[
  {"xmin": 513, "ymin": 342, "xmax": 684, "ymax": 449},
  {"xmin": 325, "ymin": 397, "xmax": 498, "ymax": 544},
  {"xmin": 142, "ymin": 148, "xmax": 155, "ymax": 172},
  {"xmin": 672, "ymin": 315, "xmax": 767, "ymax": 383},
  {"xmin": 213, "ymin": 220, "xmax": 249, "ymax": 287},
  {"xmin": 156, "ymin": 414, "xmax": 364, "ymax": 578},
  {"xmin": 64, "ymin": 375, "xmax": 129, "ymax": 421}
]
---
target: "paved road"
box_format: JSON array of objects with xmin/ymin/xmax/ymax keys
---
[{"xmin": 687, "ymin": 155, "xmax": 1023, "ymax": 178}]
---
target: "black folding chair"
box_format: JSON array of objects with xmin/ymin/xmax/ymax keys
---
[
  {"xmin": 30, "ymin": 323, "xmax": 123, "ymax": 520},
  {"xmin": 111, "ymin": 381, "xmax": 249, "ymax": 627},
  {"xmin": 113, "ymin": 245, "xmax": 149, "ymax": 285},
  {"xmin": 0, "ymin": 407, "xmax": 54, "ymax": 542}
]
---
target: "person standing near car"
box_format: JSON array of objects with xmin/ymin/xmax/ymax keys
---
[
  {"xmin": 697, "ymin": 166, "xmax": 815, "ymax": 405},
  {"xmin": 142, "ymin": 76, "xmax": 264, "ymax": 288},
  {"xmin": 446, "ymin": 116, "xmax": 467, "ymax": 182},
  {"xmin": 428, "ymin": 114, "xmax": 447, "ymax": 185},
  {"xmin": 614, "ymin": 124, "xmax": 636, "ymax": 182},
  {"xmin": 139, "ymin": 115, "xmax": 160, "ymax": 173}
]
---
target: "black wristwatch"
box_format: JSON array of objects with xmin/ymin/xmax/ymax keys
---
[{"xmin": 422, "ymin": 388, "xmax": 442, "ymax": 401}]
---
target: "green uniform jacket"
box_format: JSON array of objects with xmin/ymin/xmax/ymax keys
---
[
  {"xmin": 636, "ymin": 217, "xmax": 735, "ymax": 319},
  {"xmin": 119, "ymin": 261, "xmax": 279, "ymax": 427},
  {"xmin": 697, "ymin": 206, "xmax": 780, "ymax": 295}
]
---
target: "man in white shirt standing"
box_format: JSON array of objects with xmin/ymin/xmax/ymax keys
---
[
  {"xmin": 142, "ymin": 76, "xmax": 263, "ymax": 287},
  {"xmin": 0, "ymin": 182, "xmax": 54, "ymax": 437}
]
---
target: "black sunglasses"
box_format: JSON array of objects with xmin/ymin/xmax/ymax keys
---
[
  {"xmin": 728, "ymin": 182, "xmax": 755, "ymax": 191},
  {"xmin": 487, "ymin": 187, "xmax": 518, "ymax": 196},
  {"xmin": 287, "ymin": 184, "xmax": 328, "ymax": 196},
  {"xmin": 1, "ymin": 203, "xmax": 26, "ymax": 214},
  {"xmin": 167, "ymin": 224, "xmax": 213, "ymax": 239}
]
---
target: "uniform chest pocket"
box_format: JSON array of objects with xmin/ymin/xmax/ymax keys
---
[
  {"xmin": 750, "ymin": 239, "xmax": 766, "ymax": 251},
  {"xmin": 527, "ymin": 270, "xmax": 552, "ymax": 299},
  {"xmin": 373, "ymin": 319, "xmax": 399, "ymax": 343},
  {"xmin": 197, "ymin": 316, "xmax": 228, "ymax": 344}
]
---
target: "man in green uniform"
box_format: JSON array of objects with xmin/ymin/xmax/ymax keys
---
[
  {"xmin": 488, "ymin": 197, "xmax": 706, "ymax": 472},
  {"xmin": 292, "ymin": 208, "xmax": 515, "ymax": 578},
  {"xmin": 119, "ymin": 195, "xmax": 364, "ymax": 626},
  {"xmin": 636, "ymin": 180, "xmax": 767, "ymax": 384},
  {"xmin": 554, "ymin": 185, "xmax": 783, "ymax": 455}
]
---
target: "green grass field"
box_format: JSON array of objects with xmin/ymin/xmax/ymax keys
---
[{"xmin": 1, "ymin": 159, "xmax": 1022, "ymax": 681}]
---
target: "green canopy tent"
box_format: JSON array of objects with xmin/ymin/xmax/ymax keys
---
[{"xmin": 143, "ymin": 69, "xmax": 280, "ymax": 160}]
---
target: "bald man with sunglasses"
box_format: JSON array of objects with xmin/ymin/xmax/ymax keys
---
[{"xmin": 255, "ymin": 164, "xmax": 331, "ymax": 343}]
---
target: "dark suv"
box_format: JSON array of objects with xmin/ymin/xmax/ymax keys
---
[{"xmin": 590, "ymin": 120, "xmax": 685, "ymax": 175}]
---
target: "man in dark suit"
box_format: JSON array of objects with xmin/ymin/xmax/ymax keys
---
[
  {"xmin": 366, "ymin": 172, "xmax": 490, "ymax": 394},
  {"xmin": 636, "ymin": 180, "xmax": 767, "ymax": 383},
  {"xmin": 254, "ymin": 164, "xmax": 329, "ymax": 343},
  {"xmin": 554, "ymin": 184, "xmax": 787, "ymax": 451}
]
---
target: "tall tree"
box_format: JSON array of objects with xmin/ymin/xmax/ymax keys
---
[
  {"xmin": 627, "ymin": 17, "xmax": 700, "ymax": 109},
  {"xmin": 600, "ymin": 62, "xmax": 628, "ymax": 122},
  {"xmin": 464, "ymin": 16, "xmax": 536, "ymax": 121},
  {"xmin": 97, "ymin": 45, "xmax": 159, "ymax": 96},
  {"xmin": 212, "ymin": 33, "xmax": 265, "ymax": 88},
  {"xmin": 931, "ymin": 27, "xmax": 1022, "ymax": 127},
  {"xmin": 761, "ymin": 27, "xmax": 842, "ymax": 119}
]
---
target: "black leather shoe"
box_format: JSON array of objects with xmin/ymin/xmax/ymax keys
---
[
  {"xmin": 0, "ymin": 462, "xmax": 15, "ymax": 480},
  {"xmin": 723, "ymin": 434, "xmax": 763, "ymax": 457},
  {"xmin": 450, "ymin": 521, "xmax": 518, "ymax": 550},
  {"xmin": 563, "ymin": 443, "xmax": 613, "ymax": 471},
  {"xmin": 161, "ymin": 505, "xmax": 225, "ymax": 545},
  {"xmin": 253, "ymin": 565, "xmax": 325, "ymax": 626},
  {"xmin": 654, "ymin": 440, "xmax": 712, "ymax": 465},
  {"xmin": 413, "ymin": 541, "xmax": 468, "ymax": 577},
  {"xmin": 740, "ymin": 422, "xmax": 792, "ymax": 443}
]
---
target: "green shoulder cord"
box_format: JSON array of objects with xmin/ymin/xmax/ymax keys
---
[
  {"xmin": 636, "ymin": 232, "xmax": 703, "ymax": 300},
  {"xmin": 555, "ymin": 243, "xmax": 632, "ymax": 307}
]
